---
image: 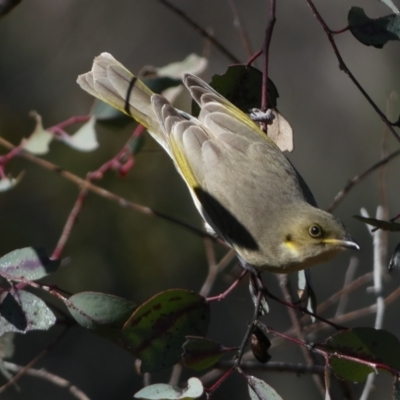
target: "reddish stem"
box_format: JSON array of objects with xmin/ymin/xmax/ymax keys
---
[
  {"xmin": 331, "ymin": 26, "xmax": 350, "ymax": 34},
  {"xmin": 246, "ymin": 50, "xmax": 262, "ymax": 67},
  {"xmin": 52, "ymin": 188, "xmax": 88, "ymax": 260},
  {"xmin": 205, "ymin": 367, "xmax": 235, "ymax": 394},
  {"xmin": 206, "ymin": 269, "xmax": 247, "ymax": 302},
  {"xmin": 49, "ymin": 115, "xmax": 91, "ymax": 131},
  {"xmin": 305, "ymin": 0, "xmax": 400, "ymax": 143}
]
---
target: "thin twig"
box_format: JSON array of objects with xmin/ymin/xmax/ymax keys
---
[
  {"xmin": 246, "ymin": 50, "xmax": 262, "ymax": 67},
  {"xmin": 155, "ymin": 0, "xmax": 240, "ymax": 63},
  {"xmin": 199, "ymin": 240, "xmax": 220, "ymax": 298},
  {"xmin": 277, "ymin": 275, "xmax": 325, "ymax": 395},
  {"xmin": 235, "ymin": 277, "xmax": 263, "ymax": 367},
  {"xmin": 317, "ymin": 272, "xmax": 372, "ymax": 315},
  {"xmin": 52, "ymin": 124, "xmax": 145, "ymax": 260},
  {"xmin": 377, "ymin": 92, "xmax": 398, "ymax": 260},
  {"xmin": 360, "ymin": 206, "xmax": 386, "ymax": 400},
  {"xmin": 3, "ymin": 362, "xmax": 90, "ymax": 400},
  {"xmin": 265, "ymin": 288, "xmax": 347, "ymax": 330},
  {"xmin": 335, "ymin": 257, "xmax": 358, "ymax": 318},
  {"xmin": 200, "ymin": 249, "xmax": 236, "ymax": 298},
  {"xmin": 0, "ymin": 327, "xmax": 70, "ymax": 394},
  {"xmin": 305, "ymin": 0, "xmax": 400, "ymax": 144},
  {"xmin": 168, "ymin": 364, "xmax": 183, "ymax": 387},
  {"xmin": 266, "ymin": 324, "xmax": 400, "ymax": 376},
  {"xmin": 327, "ymin": 149, "xmax": 400, "ymax": 212},
  {"xmin": 310, "ymin": 283, "xmax": 400, "ymax": 335},
  {"xmin": 0, "ymin": 136, "xmax": 213, "ymax": 240},
  {"xmin": 199, "ymin": 361, "xmax": 324, "ymax": 386},
  {"xmin": 226, "ymin": 0, "xmax": 253, "ymax": 58},
  {"xmin": 52, "ymin": 187, "xmax": 88, "ymax": 260},
  {"xmin": 207, "ymin": 268, "xmax": 247, "ymax": 302}
]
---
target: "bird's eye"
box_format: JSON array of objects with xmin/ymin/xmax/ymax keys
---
[{"xmin": 309, "ymin": 224, "xmax": 322, "ymax": 238}]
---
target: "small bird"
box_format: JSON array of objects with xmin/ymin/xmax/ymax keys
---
[{"xmin": 77, "ymin": 53, "xmax": 359, "ymax": 274}]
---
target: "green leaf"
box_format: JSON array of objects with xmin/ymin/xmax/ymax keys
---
[
  {"xmin": 192, "ymin": 65, "xmax": 278, "ymax": 117},
  {"xmin": 67, "ymin": 292, "xmax": 136, "ymax": 341},
  {"xmin": 122, "ymin": 289, "xmax": 210, "ymax": 373},
  {"xmin": 348, "ymin": 7, "xmax": 400, "ymax": 48},
  {"xmin": 247, "ymin": 376, "xmax": 283, "ymax": 400},
  {"xmin": 134, "ymin": 377, "xmax": 203, "ymax": 400},
  {"xmin": 353, "ymin": 215, "xmax": 400, "ymax": 231},
  {"xmin": 320, "ymin": 327, "xmax": 400, "ymax": 382},
  {"xmin": 182, "ymin": 336, "xmax": 236, "ymax": 370},
  {"xmin": 0, "ymin": 247, "xmax": 60, "ymax": 280},
  {"xmin": 0, "ymin": 290, "xmax": 56, "ymax": 335},
  {"xmin": 189, "ymin": 65, "xmax": 294, "ymax": 152}
]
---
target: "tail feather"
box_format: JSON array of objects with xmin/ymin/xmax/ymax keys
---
[{"xmin": 77, "ymin": 53, "xmax": 168, "ymax": 150}]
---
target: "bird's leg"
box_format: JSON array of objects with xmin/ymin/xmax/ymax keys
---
[{"xmin": 235, "ymin": 271, "xmax": 266, "ymax": 367}]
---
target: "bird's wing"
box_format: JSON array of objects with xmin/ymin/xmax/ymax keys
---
[{"xmin": 151, "ymin": 79, "xmax": 308, "ymax": 250}]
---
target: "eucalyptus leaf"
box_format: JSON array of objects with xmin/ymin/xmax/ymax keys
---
[
  {"xmin": 348, "ymin": 7, "xmax": 400, "ymax": 48},
  {"xmin": 0, "ymin": 290, "xmax": 56, "ymax": 335},
  {"xmin": 0, "ymin": 247, "xmax": 59, "ymax": 280}
]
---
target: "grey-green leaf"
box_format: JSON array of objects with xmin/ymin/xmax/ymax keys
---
[
  {"xmin": 67, "ymin": 292, "xmax": 136, "ymax": 342},
  {"xmin": 0, "ymin": 290, "xmax": 56, "ymax": 335},
  {"xmin": 0, "ymin": 247, "xmax": 60, "ymax": 280},
  {"xmin": 247, "ymin": 376, "xmax": 283, "ymax": 400}
]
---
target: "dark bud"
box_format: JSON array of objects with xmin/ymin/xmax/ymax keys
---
[{"xmin": 251, "ymin": 325, "xmax": 272, "ymax": 364}]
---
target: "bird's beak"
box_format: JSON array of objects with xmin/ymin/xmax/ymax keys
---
[{"xmin": 323, "ymin": 235, "xmax": 361, "ymax": 251}]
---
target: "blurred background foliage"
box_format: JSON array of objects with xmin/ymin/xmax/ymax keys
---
[{"xmin": 1, "ymin": 0, "xmax": 400, "ymax": 399}]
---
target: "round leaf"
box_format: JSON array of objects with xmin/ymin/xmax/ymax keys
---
[
  {"xmin": 192, "ymin": 65, "xmax": 278, "ymax": 117},
  {"xmin": 0, "ymin": 247, "xmax": 60, "ymax": 280},
  {"xmin": 67, "ymin": 292, "xmax": 136, "ymax": 342},
  {"xmin": 321, "ymin": 327, "xmax": 400, "ymax": 382},
  {"xmin": 0, "ymin": 290, "xmax": 56, "ymax": 335},
  {"xmin": 134, "ymin": 377, "xmax": 203, "ymax": 400},
  {"xmin": 247, "ymin": 376, "xmax": 283, "ymax": 400},
  {"xmin": 348, "ymin": 7, "xmax": 400, "ymax": 49},
  {"xmin": 182, "ymin": 336, "xmax": 236, "ymax": 370},
  {"xmin": 122, "ymin": 289, "xmax": 210, "ymax": 373}
]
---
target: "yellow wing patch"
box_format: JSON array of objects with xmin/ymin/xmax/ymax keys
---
[{"xmin": 169, "ymin": 138, "xmax": 199, "ymax": 189}]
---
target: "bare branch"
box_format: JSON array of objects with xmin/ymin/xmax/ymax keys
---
[
  {"xmin": 327, "ymin": 149, "xmax": 400, "ymax": 212},
  {"xmin": 3, "ymin": 362, "xmax": 90, "ymax": 400},
  {"xmin": 305, "ymin": 0, "xmax": 400, "ymax": 144},
  {"xmin": 156, "ymin": 0, "xmax": 240, "ymax": 63},
  {"xmin": 0, "ymin": 136, "xmax": 212, "ymax": 240}
]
